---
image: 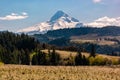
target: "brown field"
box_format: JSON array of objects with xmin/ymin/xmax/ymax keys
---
[
  {"xmin": 70, "ymin": 39, "xmax": 117, "ymax": 46},
  {"xmin": 0, "ymin": 50, "xmax": 120, "ymax": 80},
  {"xmin": 42, "ymin": 50, "xmax": 120, "ymax": 61},
  {"xmin": 0, "ymin": 65, "xmax": 120, "ymax": 80},
  {"xmin": 70, "ymin": 34, "xmax": 119, "ymax": 46}
]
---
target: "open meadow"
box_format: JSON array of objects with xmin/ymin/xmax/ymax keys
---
[
  {"xmin": 42, "ymin": 50, "xmax": 120, "ymax": 61},
  {"xmin": 0, "ymin": 65, "xmax": 120, "ymax": 80}
]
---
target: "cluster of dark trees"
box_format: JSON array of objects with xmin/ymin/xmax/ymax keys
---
[
  {"xmin": 0, "ymin": 31, "xmax": 40, "ymax": 64},
  {"xmin": 31, "ymin": 48, "xmax": 90, "ymax": 66},
  {"xmin": 31, "ymin": 45, "xmax": 120, "ymax": 66},
  {"xmin": 32, "ymin": 48, "xmax": 61, "ymax": 65},
  {"xmin": 48, "ymin": 37, "xmax": 70, "ymax": 46}
]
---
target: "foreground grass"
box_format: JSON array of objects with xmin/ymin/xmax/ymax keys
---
[{"xmin": 0, "ymin": 65, "xmax": 120, "ymax": 80}]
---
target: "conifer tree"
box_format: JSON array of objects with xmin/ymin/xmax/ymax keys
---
[
  {"xmin": 75, "ymin": 50, "xmax": 82, "ymax": 65},
  {"xmin": 49, "ymin": 47, "xmax": 61, "ymax": 65},
  {"xmin": 90, "ymin": 44, "xmax": 96, "ymax": 57}
]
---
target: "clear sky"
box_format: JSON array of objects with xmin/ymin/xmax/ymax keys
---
[{"xmin": 0, "ymin": 0, "xmax": 120, "ymax": 31}]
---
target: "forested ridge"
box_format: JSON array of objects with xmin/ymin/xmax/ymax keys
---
[
  {"xmin": 33, "ymin": 26, "xmax": 120, "ymax": 54},
  {"xmin": 45, "ymin": 26, "xmax": 120, "ymax": 37}
]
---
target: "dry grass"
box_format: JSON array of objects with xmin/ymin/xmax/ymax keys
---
[
  {"xmin": 71, "ymin": 39, "xmax": 117, "ymax": 46},
  {"xmin": 42, "ymin": 50, "xmax": 120, "ymax": 60},
  {"xmin": 70, "ymin": 34, "xmax": 119, "ymax": 46},
  {"xmin": 0, "ymin": 65, "xmax": 120, "ymax": 80},
  {"xmin": 42, "ymin": 49, "xmax": 89, "ymax": 58}
]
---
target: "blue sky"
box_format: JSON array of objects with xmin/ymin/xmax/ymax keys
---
[{"xmin": 0, "ymin": 0, "xmax": 120, "ymax": 31}]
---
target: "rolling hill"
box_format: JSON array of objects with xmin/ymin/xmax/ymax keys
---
[{"xmin": 33, "ymin": 26, "xmax": 120, "ymax": 55}]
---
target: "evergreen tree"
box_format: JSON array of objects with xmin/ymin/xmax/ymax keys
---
[
  {"xmin": 82, "ymin": 55, "xmax": 89, "ymax": 65},
  {"xmin": 90, "ymin": 44, "xmax": 96, "ymax": 57},
  {"xmin": 25, "ymin": 49, "xmax": 30, "ymax": 65},
  {"xmin": 32, "ymin": 50, "xmax": 47, "ymax": 65},
  {"xmin": 11, "ymin": 49, "xmax": 20, "ymax": 64},
  {"xmin": 37, "ymin": 51, "xmax": 46, "ymax": 65},
  {"xmin": 0, "ymin": 45, "xmax": 3, "ymax": 62},
  {"xmin": 49, "ymin": 48, "xmax": 61, "ymax": 65},
  {"xmin": 32, "ymin": 54, "xmax": 38, "ymax": 65},
  {"xmin": 75, "ymin": 51, "xmax": 82, "ymax": 65},
  {"xmin": 20, "ymin": 49, "xmax": 26, "ymax": 64},
  {"xmin": 42, "ymin": 43, "xmax": 46, "ymax": 49}
]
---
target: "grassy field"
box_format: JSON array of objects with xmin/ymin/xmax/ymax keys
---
[
  {"xmin": 70, "ymin": 34, "xmax": 120, "ymax": 46},
  {"xmin": 42, "ymin": 50, "xmax": 120, "ymax": 61},
  {"xmin": 0, "ymin": 50, "xmax": 120, "ymax": 80},
  {"xmin": 71, "ymin": 39, "xmax": 117, "ymax": 46},
  {"xmin": 0, "ymin": 65, "xmax": 120, "ymax": 80}
]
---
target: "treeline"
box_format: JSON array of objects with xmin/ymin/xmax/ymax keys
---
[
  {"xmin": 32, "ymin": 48, "xmax": 60, "ymax": 65},
  {"xmin": 46, "ymin": 26, "xmax": 120, "ymax": 37},
  {"xmin": 31, "ymin": 47, "xmax": 120, "ymax": 66}
]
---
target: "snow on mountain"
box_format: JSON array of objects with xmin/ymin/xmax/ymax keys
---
[
  {"xmin": 18, "ymin": 11, "xmax": 83, "ymax": 35},
  {"xmin": 85, "ymin": 16, "xmax": 120, "ymax": 28}
]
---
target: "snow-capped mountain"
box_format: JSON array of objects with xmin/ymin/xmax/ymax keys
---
[{"xmin": 18, "ymin": 11, "xmax": 83, "ymax": 35}]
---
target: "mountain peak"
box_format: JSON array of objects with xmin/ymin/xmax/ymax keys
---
[
  {"xmin": 50, "ymin": 10, "xmax": 69, "ymax": 22},
  {"xmin": 55, "ymin": 10, "xmax": 66, "ymax": 15},
  {"xmin": 50, "ymin": 10, "xmax": 79, "ymax": 22},
  {"xmin": 18, "ymin": 11, "xmax": 83, "ymax": 35}
]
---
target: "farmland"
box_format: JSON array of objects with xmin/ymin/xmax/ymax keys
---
[
  {"xmin": 71, "ymin": 39, "xmax": 117, "ymax": 46},
  {"xmin": 70, "ymin": 34, "xmax": 120, "ymax": 46},
  {"xmin": 0, "ymin": 65, "xmax": 120, "ymax": 80}
]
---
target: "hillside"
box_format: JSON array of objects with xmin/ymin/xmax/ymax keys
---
[
  {"xmin": 45, "ymin": 26, "xmax": 120, "ymax": 37},
  {"xmin": 34, "ymin": 26, "xmax": 120, "ymax": 42},
  {"xmin": 33, "ymin": 26, "xmax": 120, "ymax": 54},
  {"xmin": 42, "ymin": 50, "xmax": 120, "ymax": 61}
]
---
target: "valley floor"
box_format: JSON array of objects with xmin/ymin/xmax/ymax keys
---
[{"xmin": 0, "ymin": 65, "xmax": 120, "ymax": 80}]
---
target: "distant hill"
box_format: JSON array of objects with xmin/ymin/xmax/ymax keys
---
[
  {"xmin": 46, "ymin": 26, "xmax": 120, "ymax": 37},
  {"xmin": 33, "ymin": 26, "xmax": 120, "ymax": 42},
  {"xmin": 33, "ymin": 26, "xmax": 120, "ymax": 54}
]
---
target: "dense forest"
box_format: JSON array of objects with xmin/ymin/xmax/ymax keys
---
[{"xmin": 0, "ymin": 31, "xmax": 40, "ymax": 64}]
